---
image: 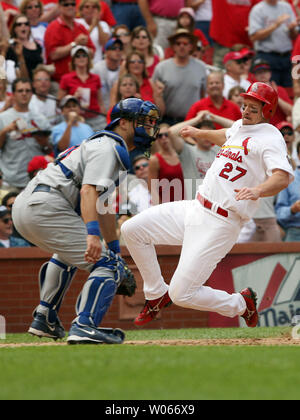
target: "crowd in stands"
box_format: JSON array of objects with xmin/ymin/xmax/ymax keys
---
[{"xmin": 0, "ymin": 0, "xmax": 300, "ymax": 249}]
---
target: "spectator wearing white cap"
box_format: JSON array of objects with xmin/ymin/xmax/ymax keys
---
[
  {"xmin": 91, "ymin": 37, "xmax": 123, "ymax": 111},
  {"xmin": 222, "ymin": 51, "xmax": 251, "ymax": 99},
  {"xmin": 51, "ymin": 95, "xmax": 93, "ymax": 156}
]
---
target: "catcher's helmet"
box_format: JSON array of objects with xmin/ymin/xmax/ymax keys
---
[
  {"xmin": 240, "ymin": 82, "xmax": 278, "ymax": 120},
  {"xmin": 106, "ymin": 98, "xmax": 160, "ymax": 149}
]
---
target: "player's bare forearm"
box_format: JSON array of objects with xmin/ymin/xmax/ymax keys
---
[
  {"xmin": 80, "ymin": 184, "xmax": 99, "ymax": 223},
  {"xmin": 98, "ymin": 213, "xmax": 118, "ymax": 245},
  {"xmin": 235, "ymin": 169, "xmax": 290, "ymax": 201},
  {"xmin": 180, "ymin": 125, "xmax": 227, "ymax": 147},
  {"xmin": 80, "ymin": 184, "xmax": 102, "ymax": 263}
]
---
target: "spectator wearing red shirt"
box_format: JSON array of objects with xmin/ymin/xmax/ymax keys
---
[
  {"xmin": 58, "ymin": 45, "xmax": 106, "ymax": 131},
  {"xmin": 251, "ymin": 58, "xmax": 293, "ymax": 126},
  {"xmin": 210, "ymin": 0, "xmax": 260, "ymax": 68},
  {"xmin": 44, "ymin": 0, "xmax": 95, "ymax": 83},
  {"xmin": 148, "ymin": 123, "xmax": 185, "ymax": 204},
  {"xmin": 185, "ymin": 71, "xmax": 242, "ymax": 129},
  {"xmin": 126, "ymin": 51, "xmax": 154, "ymax": 103}
]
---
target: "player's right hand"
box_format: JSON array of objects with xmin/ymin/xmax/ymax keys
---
[
  {"xmin": 234, "ymin": 187, "xmax": 261, "ymax": 201},
  {"xmin": 85, "ymin": 235, "xmax": 102, "ymax": 263}
]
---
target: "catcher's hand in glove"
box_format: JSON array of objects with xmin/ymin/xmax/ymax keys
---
[{"xmin": 116, "ymin": 264, "xmax": 137, "ymax": 297}]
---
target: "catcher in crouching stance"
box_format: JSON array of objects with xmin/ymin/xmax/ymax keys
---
[{"xmin": 12, "ymin": 98, "xmax": 159, "ymax": 344}]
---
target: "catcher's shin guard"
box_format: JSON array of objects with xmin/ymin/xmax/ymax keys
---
[
  {"xmin": 75, "ymin": 275, "xmax": 117, "ymax": 327},
  {"xmin": 36, "ymin": 256, "xmax": 77, "ymax": 324},
  {"xmin": 74, "ymin": 251, "xmax": 129, "ymax": 327}
]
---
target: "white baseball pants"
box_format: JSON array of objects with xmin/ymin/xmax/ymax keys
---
[{"xmin": 121, "ymin": 199, "xmax": 247, "ymax": 318}]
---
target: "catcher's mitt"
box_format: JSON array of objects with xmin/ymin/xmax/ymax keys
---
[{"xmin": 116, "ymin": 264, "xmax": 137, "ymax": 297}]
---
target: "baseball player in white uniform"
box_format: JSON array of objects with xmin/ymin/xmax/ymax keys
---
[
  {"xmin": 121, "ymin": 82, "xmax": 294, "ymax": 328},
  {"xmin": 12, "ymin": 98, "xmax": 160, "ymax": 344}
]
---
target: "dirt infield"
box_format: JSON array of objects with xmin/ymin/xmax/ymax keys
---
[{"xmin": 0, "ymin": 337, "xmax": 299, "ymax": 348}]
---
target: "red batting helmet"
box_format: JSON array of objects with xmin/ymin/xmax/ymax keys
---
[{"xmin": 240, "ymin": 82, "xmax": 278, "ymax": 120}]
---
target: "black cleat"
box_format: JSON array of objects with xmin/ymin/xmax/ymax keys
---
[
  {"xmin": 28, "ymin": 312, "xmax": 65, "ymax": 340},
  {"xmin": 67, "ymin": 323, "xmax": 125, "ymax": 345}
]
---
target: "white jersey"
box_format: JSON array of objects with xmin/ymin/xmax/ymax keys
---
[{"xmin": 198, "ymin": 119, "xmax": 294, "ymax": 222}]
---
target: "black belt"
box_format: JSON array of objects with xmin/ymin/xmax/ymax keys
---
[
  {"xmin": 257, "ymin": 51, "xmax": 291, "ymax": 57},
  {"xmin": 33, "ymin": 184, "xmax": 51, "ymax": 193}
]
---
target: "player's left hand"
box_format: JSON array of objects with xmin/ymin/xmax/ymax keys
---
[{"xmin": 234, "ymin": 187, "xmax": 261, "ymax": 201}]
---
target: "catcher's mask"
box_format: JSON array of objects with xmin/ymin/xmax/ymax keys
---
[{"xmin": 106, "ymin": 98, "xmax": 161, "ymax": 151}]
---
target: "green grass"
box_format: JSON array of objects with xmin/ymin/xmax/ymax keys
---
[
  {"xmin": 1, "ymin": 327, "xmax": 299, "ymax": 400},
  {"xmin": 2, "ymin": 326, "xmax": 291, "ymax": 343}
]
